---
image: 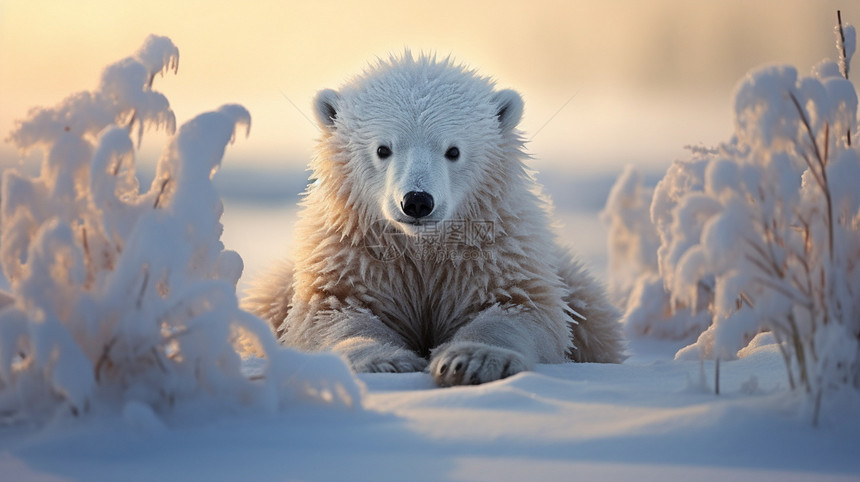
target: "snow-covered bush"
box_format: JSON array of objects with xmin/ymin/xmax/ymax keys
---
[
  {"xmin": 602, "ymin": 159, "xmax": 714, "ymax": 342},
  {"xmin": 601, "ymin": 165, "xmax": 660, "ymax": 305},
  {"xmin": 0, "ymin": 35, "xmax": 361, "ymax": 424},
  {"xmin": 608, "ymin": 15, "xmax": 859, "ymax": 419}
]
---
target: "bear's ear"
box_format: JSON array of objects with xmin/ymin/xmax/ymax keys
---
[
  {"xmin": 492, "ymin": 89, "xmax": 524, "ymax": 133},
  {"xmin": 313, "ymin": 88, "xmax": 341, "ymax": 130}
]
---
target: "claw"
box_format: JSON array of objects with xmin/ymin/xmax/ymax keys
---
[{"xmin": 430, "ymin": 342, "xmax": 528, "ymax": 386}]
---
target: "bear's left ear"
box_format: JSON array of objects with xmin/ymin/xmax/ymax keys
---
[
  {"xmin": 313, "ymin": 88, "xmax": 341, "ymax": 130},
  {"xmin": 492, "ymin": 89, "xmax": 524, "ymax": 133}
]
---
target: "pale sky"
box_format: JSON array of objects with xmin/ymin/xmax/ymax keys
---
[{"xmin": 1, "ymin": 1, "xmax": 856, "ymax": 173}]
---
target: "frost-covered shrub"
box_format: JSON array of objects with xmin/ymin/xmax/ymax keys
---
[
  {"xmin": 608, "ymin": 15, "xmax": 859, "ymax": 418},
  {"xmin": 0, "ymin": 35, "xmax": 361, "ymax": 424},
  {"xmin": 602, "ymin": 159, "xmax": 714, "ymax": 341},
  {"xmin": 601, "ymin": 165, "xmax": 660, "ymax": 305}
]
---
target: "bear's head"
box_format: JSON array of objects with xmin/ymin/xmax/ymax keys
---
[{"xmin": 311, "ymin": 52, "xmax": 524, "ymax": 237}]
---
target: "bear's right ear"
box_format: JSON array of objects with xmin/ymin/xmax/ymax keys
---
[
  {"xmin": 492, "ymin": 89, "xmax": 524, "ymax": 133},
  {"xmin": 313, "ymin": 88, "xmax": 341, "ymax": 130}
]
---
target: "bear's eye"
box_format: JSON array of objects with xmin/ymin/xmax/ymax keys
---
[
  {"xmin": 376, "ymin": 145, "xmax": 392, "ymax": 159},
  {"xmin": 445, "ymin": 146, "xmax": 460, "ymax": 161}
]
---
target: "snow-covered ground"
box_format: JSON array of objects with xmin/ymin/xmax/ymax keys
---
[
  {"xmin": 1, "ymin": 173, "xmax": 858, "ymax": 482},
  {"xmin": 2, "ymin": 337, "xmax": 858, "ymax": 481}
]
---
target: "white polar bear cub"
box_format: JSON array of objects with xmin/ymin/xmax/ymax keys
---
[{"xmin": 245, "ymin": 53, "xmax": 625, "ymax": 386}]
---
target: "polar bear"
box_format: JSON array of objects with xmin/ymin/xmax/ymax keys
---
[{"xmin": 244, "ymin": 53, "xmax": 625, "ymax": 386}]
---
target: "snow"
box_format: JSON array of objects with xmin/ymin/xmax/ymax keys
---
[
  {"xmin": 1, "ymin": 341, "xmax": 858, "ymax": 481},
  {"xmin": 2, "ymin": 25, "xmax": 860, "ymax": 482}
]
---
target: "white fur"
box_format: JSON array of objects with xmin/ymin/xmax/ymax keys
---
[{"xmin": 244, "ymin": 53, "xmax": 625, "ymax": 386}]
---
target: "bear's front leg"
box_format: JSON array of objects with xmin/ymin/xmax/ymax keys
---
[
  {"xmin": 285, "ymin": 305, "xmax": 428, "ymax": 374},
  {"xmin": 331, "ymin": 336, "xmax": 428, "ymax": 373},
  {"xmin": 429, "ymin": 305, "xmax": 568, "ymax": 386}
]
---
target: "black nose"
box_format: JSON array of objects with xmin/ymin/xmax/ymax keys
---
[{"xmin": 401, "ymin": 191, "xmax": 434, "ymax": 219}]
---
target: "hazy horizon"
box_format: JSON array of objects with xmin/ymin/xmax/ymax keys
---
[{"xmin": 2, "ymin": 1, "xmax": 857, "ymax": 175}]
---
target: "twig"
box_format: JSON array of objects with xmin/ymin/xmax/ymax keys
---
[
  {"xmin": 798, "ymin": 151, "xmax": 826, "ymax": 193},
  {"xmin": 126, "ymin": 110, "xmax": 137, "ymax": 134},
  {"xmin": 153, "ymin": 178, "xmax": 170, "ymax": 208},
  {"xmin": 739, "ymin": 291, "xmax": 755, "ymax": 309},
  {"xmin": 836, "ymin": 11, "xmax": 852, "ymax": 144},
  {"xmin": 767, "ymin": 322, "xmax": 796, "ymax": 390},
  {"xmin": 715, "ymin": 357, "xmax": 720, "ymax": 395},
  {"xmin": 794, "ymin": 210, "xmax": 812, "ymax": 255},
  {"xmin": 788, "ymin": 92, "xmax": 825, "ymax": 172},
  {"xmin": 94, "ymin": 336, "xmax": 117, "ymax": 383},
  {"xmin": 81, "ymin": 226, "xmax": 90, "ymax": 264},
  {"xmin": 112, "ymin": 156, "xmax": 122, "ymax": 176},
  {"xmin": 753, "ymin": 275, "xmax": 812, "ymax": 309},
  {"xmin": 788, "ymin": 92, "xmax": 834, "ymax": 260},
  {"xmin": 786, "ymin": 312, "xmax": 811, "ymax": 391},
  {"xmin": 136, "ymin": 268, "xmax": 150, "ymax": 310},
  {"xmin": 745, "ymin": 252, "xmax": 778, "ymax": 278},
  {"xmin": 818, "ymin": 126, "xmax": 835, "ymax": 262},
  {"xmin": 837, "ymin": 10, "xmax": 850, "ymax": 80}
]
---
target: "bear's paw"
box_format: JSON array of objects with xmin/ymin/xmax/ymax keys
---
[
  {"xmin": 429, "ymin": 341, "xmax": 527, "ymax": 386},
  {"xmin": 351, "ymin": 347, "xmax": 428, "ymax": 374}
]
